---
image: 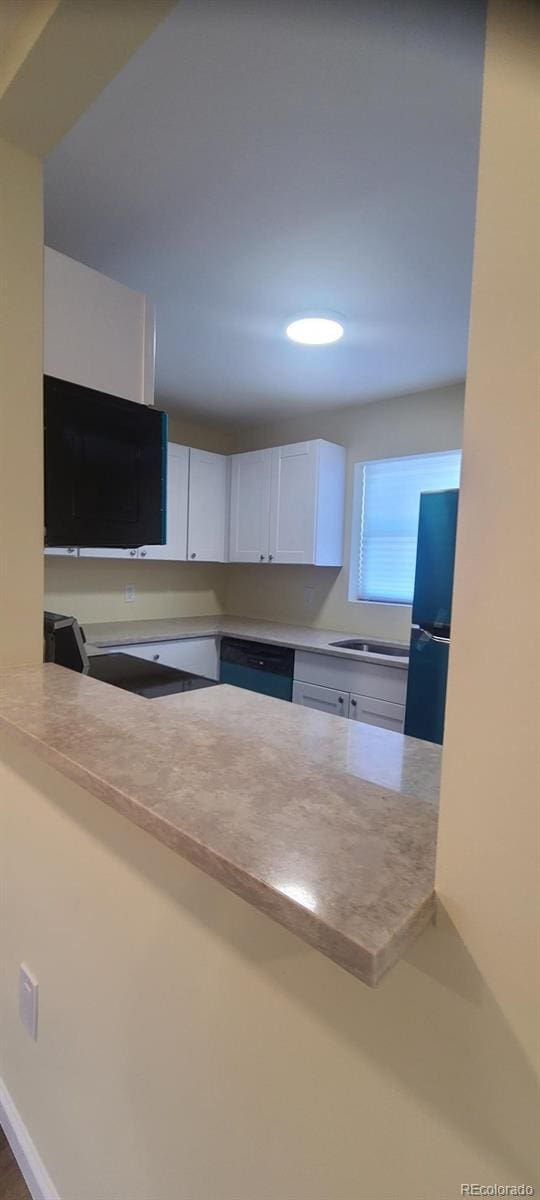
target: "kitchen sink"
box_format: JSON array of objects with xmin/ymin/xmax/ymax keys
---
[{"xmin": 330, "ymin": 639, "xmax": 409, "ymax": 658}]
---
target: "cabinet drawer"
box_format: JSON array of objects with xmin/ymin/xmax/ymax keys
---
[
  {"xmin": 292, "ymin": 680, "xmax": 349, "ymax": 718},
  {"xmin": 350, "ymin": 694, "xmax": 405, "ymax": 732},
  {"xmin": 294, "ymin": 650, "xmax": 407, "ymax": 704}
]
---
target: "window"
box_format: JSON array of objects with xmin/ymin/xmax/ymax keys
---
[{"xmin": 350, "ymin": 450, "xmax": 462, "ymax": 605}]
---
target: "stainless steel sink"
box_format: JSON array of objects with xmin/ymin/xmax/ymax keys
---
[{"xmin": 330, "ymin": 639, "xmax": 409, "ymax": 658}]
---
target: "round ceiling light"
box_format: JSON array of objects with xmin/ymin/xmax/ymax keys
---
[{"xmin": 286, "ymin": 316, "xmax": 344, "ymax": 345}]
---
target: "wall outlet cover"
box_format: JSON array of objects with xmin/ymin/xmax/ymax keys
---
[
  {"xmin": 304, "ymin": 586, "xmax": 316, "ymax": 607},
  {"xmin": 124, "ymin": 584, "xmax": 136, "ymax": 603}
]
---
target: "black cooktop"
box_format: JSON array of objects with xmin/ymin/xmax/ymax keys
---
[{"xmin": 87, "ymin": 653, "xmax": 220, "ymax": 699}]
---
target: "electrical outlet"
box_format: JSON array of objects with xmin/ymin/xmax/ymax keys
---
[
  {"xmin": 19, "ymin": 964, "xmax": 38, "ymax": 1040},
  {"xmin": 304, "ymin": 586, "xmax": 316, "ymax": 607},
  {"xmin": 124, "ymin": 584, "xmax": 136, "ymax": 603}
]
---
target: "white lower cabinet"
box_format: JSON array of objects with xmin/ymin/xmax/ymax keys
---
[
  {"xmin": 115, "ymin": 637, "xmax": 219, "ymax": 680},
  {"xmin": 292, "ymin": 681, "xmax": 350, "ymax": 718},
  {"xmin": 349, "ymin": 694, "xmax": 405, "ymax": 732},
  {"xmin": 292, "ymin": 651, "xmax": 407, "ymax": 731}
]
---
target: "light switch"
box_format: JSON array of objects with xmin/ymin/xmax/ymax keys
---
[{"xmin": 19, "ymin": 964, "xmax": 38, "ymax": 1040}]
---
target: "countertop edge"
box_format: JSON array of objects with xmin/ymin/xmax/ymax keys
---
[
  {"xmin": 0, "ymin": 702, "xmax": 432, "ymax": 988},
  {"xmin": 86, "ymin": 618, "xmax": 410, "ymax": 670}
]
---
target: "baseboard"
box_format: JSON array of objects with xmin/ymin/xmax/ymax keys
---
[{"xmin": 0, "ymin": 1079, "xmax": 60, "ymax": 1200}]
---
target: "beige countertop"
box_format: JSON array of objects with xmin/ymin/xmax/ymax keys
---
[
  {"xmin": 84, "ymin": 615, "xmax": 410, "ymax": 669},
  {"xmin": 0, "ymin": 663, "xmax": 438, "ymax": 986}
]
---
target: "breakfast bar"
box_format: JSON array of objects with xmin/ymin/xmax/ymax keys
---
[{"xmin": 0, "ymin": 661, "xmax": 440, "ymax": 987}]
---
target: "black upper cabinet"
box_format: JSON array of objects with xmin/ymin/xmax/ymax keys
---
[{"xmin": 44, "ymin": 375, "xmax": 167, "ymax": 548}]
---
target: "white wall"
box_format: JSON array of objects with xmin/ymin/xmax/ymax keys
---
[
  {"xmin": 44, "ymin": 246, "xmax": 155, "ymax": 405},
  {"xmin": 225, "ymin": 383, "xmax": 464, "ymax": 640}
]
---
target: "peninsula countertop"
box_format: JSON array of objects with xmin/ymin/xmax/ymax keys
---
[
  {"xmin": 84, "ymin": 615, "xmax": 410, "ymax": 669},
  {"xmin": 0, "ymin": 663, "xmax": 438, "ymax": 986}
]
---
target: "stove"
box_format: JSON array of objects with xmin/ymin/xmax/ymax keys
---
[
  {"xmin": 44, "ymin": 611, "xmax": 221, "ymax": 700},
  {"xmin": 88, "ymin": 652, "xmax": 219, "ymax": 699}
]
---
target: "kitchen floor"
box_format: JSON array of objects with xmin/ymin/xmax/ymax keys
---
[{"xmin": 0, "ymin": 1129, "xmax": 30, "ymax": 1200}]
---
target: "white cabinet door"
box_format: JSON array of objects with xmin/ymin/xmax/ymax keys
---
[
  {"xmin": 187, "ymin": 449, "xmax": 228, "ymax": 562},
  {"xmin": 123, "ymin": 637, "xmax": 219, "ymax": 680},
  {"xmin": 269, "ymin": 442, "xmax": 317, "ymax": 564},
  {"xmin": 229, "ymin": 449, "xmax": 272, "ymax": 562},
  {"xmin": 293, "ymin": 650, "xmax": 408, "ymax": 705},
  {"xmin": 44, "ymin": 546, "xmax": 79, "ymax": 557},
  {"xmin": 292, "ymin": 680, "xmax": 350, "ymax": 718},
  {"xmin": 350, "ymin": 694, "xmax": 405, "ymax": 732},
  {"xmin": 142, "ymin": 443, "xmax": 188, "ymax": 561}
]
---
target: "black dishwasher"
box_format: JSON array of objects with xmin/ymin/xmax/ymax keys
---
[{"xmin": 219, "ymin": 638, "xmax": 294, "ymax": 701}]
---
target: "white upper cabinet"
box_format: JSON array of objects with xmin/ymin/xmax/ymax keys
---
[
  {"xmin": 78, "ymin": 444, "xmax": 227, "ymax": 562},
  {"xmin": 187, "ymin": 449, "xmax": 229, "ymax": 562},
  {"xmin": 142, "ymin": 442, "xmax": 189, "ymax": 561},
  {"xmin": 269, "ymin": 440, "xmax": 345, "ymax": 565},
  {"xmin": 44, "ymin": 248, "xmax": 155, "ymax": 406},
  {"xmin": 229, "ymin": 440, "xmax": 346, "ymax": 566},
  {"xmin": 229, "ymin": 449, "xmax": 272, "ymax": 562}
]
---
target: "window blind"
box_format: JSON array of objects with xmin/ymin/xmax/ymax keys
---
[{"xmin": 358, "ymin": 450, "xmax": 461, "ymax": 604}]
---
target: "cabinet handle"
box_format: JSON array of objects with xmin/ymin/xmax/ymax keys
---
[
  {"xmin": 140, "ymin": 549, "xmax": 147, "ymax": 558},
  {"xmin": 67, "ymin": 547, "xmax": 76, "ymax": 554},
  {"xmin": 153, "ymin": 654, "xmax": 160, "ymax": 661},
  {"xmin": 351, "ymin": 698, "xmax": 357, "ymax": 707},
  {"xmin": 191, "ymin": 552, "xmax": 197, "ymax": 559},
  {"xmin": 338, "ymin": 696, "xmax": 344, "ymax": 704},
  {"xmin": 129, "ymin": 549, "xmax": 137, "ymax": 557},
  {"xmin": 268, "ymin": 554, "xmax": 274, "ymax": 561},
  {"xmin": 259, "ymin": 553, "xmax": 265, "ymax": 561}
]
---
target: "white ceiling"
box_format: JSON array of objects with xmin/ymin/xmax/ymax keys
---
[{"xmin": 44, "ymin": 0, "xmax": 485, "ymax": 422}]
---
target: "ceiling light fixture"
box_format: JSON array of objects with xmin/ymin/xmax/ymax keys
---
[{"xmin": 286, "ymin": 316, "xmax": 344, "ymax": 345}]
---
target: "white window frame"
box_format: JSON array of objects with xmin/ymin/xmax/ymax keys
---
[{"xmin": 348, "ymin": 450, "xmax": 461, "ymax": 607}]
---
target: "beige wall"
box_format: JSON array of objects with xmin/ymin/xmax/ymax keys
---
[
  {"xmin": 166, "ymin": 411, "xmax": 235, "ymax": 454},
  {"xmin": 0, "ymin": 136, "xmax": 43, "ymax": 667},
  {"xmin": 1, "ymin": 3, "xmax": 539, "ymax": 1200},
  {"xmin": 1, "ymin": 734, "xmax": 537, "ymax": 1200},
  {"xmin": 225, "ymin": 383, "xmax": 464, "ymax": 640},
  {"xmin": 435, "ymin": 0, "xmax": 539, "ymax": 1065},
  {"xmin": 0, "ymin": 0, "xmax": 175, "ymax": 157},
  {"xmin": 44, "ymin": 557, "xmax": 226, "ymax": 625},
  {"xmin": 0, "ymin": 0, "xmax": 176, "ymax": 659}
]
